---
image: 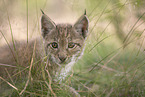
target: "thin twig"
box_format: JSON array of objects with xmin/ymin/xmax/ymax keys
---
[
  {"xmin": 123, "ymin": 12, "xmax": 145, "ymax": 45},
  {"xmin": 73, "ymin": 77, "xmax": 98, "ymax": 97},
  {"xmin": 106, "ymin": 88, "xmax": 114, "ymax": 97},
  {"xmin": 45, "ymin": 66, "xmax": 57, "ymax": 97},
  {"xmin": 63, "ymin": 84, "xmax": 81, "ymax": 97},
  {"xmin": 5, "ymin": 68, "xmax": 15, "ymax": 85},
  {"xmin": 0, "ymin": 63, "xmax": 17, "ymax": 67},
  {"xmin": 19, "ymin": 41, "xmax": 36, "ymax": 95},
  {"xmin": 0, "ymin": 76, "xmax": 19, "ymax": 92},
  {"xmin": 26, "ymin": 0, "xmax": 29, "ymax": 44},
  {"xmin": 0, "ymin": 31, "xmax": 17, "ymax": 63},
  {"xmin": 19, "ymin": 57, "xmax": 33, "ymax": 95}
]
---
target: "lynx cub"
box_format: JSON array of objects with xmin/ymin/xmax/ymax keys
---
[{"xmin": 0, "ymin": 11, "xmax": 89, "ymax": 82}]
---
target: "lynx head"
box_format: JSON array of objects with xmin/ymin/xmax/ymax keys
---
[{"xmin": 41, "ymin": 11, "xmax": 89, "ymax": 65}]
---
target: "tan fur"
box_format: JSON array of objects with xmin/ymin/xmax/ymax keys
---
[
  {"xmin": 0, "ymin": 12, "xmax": 89, "ymax": 82},
  {"xmin": 0, "ymin": 39, "xmax": 41, "ymax": 78}
]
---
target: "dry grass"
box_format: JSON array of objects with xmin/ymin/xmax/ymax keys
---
[{"xmin": 0, "ymin": 0, "xmax": 145, "ymax": 96}]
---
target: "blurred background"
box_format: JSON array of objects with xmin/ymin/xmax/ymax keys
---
[
  {"xmin": 0, "ymin": 0, "xmax": 145, "ymax": 96},
  {"xmin": 0, "ymin": 0, "xmax": 87, "ymax": 45},
  {"xmin": 0, "ymin": 0, "xmax": 145, "ymax": 46}
]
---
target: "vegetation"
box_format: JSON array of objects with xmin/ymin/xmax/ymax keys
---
[{"xmin": 0, "ymin": 0, "xmax": 144, "ymax": 96}]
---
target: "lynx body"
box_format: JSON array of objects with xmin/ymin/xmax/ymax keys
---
[{"xmin": 0, "ymin": 11, "xmax": 89, "ymax": 82}]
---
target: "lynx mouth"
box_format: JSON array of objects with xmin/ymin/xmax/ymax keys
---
[
  {"xmin": 50, "ymin": 55, "xmax": 73, "ymax": 66},
  {"xmin": 59, "ymin": 57, "xmax": 69, "ymax": 64},
  {"xmin": 59, "ymin": 57, "xmax": 74, "ymax": 65}
]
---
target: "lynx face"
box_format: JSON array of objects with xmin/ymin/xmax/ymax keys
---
[{"xmin": 41, "ymin": 13, "xmax": 89, "ymax": 65}]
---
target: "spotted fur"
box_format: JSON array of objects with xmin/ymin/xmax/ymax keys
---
[{"xmin": 0, "ymin": 12, "xmax": 89, "ymax": 82}]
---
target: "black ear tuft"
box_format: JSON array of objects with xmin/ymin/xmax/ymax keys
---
[
  {"xmin": 41, "ymin": 14, "xmax": 56, "ymax": 38},
  {"xmin": 74, "ymin": 14, "xmax": 89, "ymax": 39},
  {"xmin": 84, "ymin": 9, "xmax": 86, "ymax": 15},
  {"xmin": 40, "ymin": 9, "xmax": 45, "ymax": 14}
]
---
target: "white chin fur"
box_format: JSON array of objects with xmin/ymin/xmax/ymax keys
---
[
  {"xmin": 55, "ymin": 47, "xmax": 85, "ymax": 83},
  {"xmin": 54, "ymin": 55, "xmax": 76, "ymax": 83}
]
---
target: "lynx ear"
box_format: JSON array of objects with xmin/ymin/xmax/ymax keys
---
[
  {"xmin": 74, "ymin": 14, "xmax": 89, "ymax": 38},
  {"xmin": 41, "ymin": 14, "xmax": 56, "ymax": 38}
]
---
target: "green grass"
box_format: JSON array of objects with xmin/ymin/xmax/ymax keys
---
[
  {"xmin": 73, "ymin": 42, "xmax": 145, "ymax": 97},
  {"xmin": 0, "ymin": 0, "xmax": 145, "ymax": 96}
]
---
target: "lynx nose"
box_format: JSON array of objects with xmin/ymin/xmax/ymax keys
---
[{"xmin": 59, "ymin": 56, "xmax": 66, "ymax": 63}]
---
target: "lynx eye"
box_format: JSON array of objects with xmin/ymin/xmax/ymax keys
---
[
  {"xmin": 68, "ymin": 42, "xmax": 75, "ymax": 48},
  {"xmin": 51, "ymin": 42, "xmax": 58, "ymax": 48}
]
